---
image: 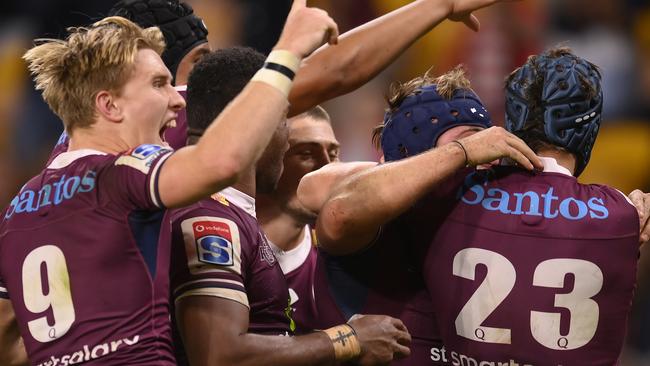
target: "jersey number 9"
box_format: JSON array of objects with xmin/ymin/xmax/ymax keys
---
[{"xmin": 22, "ymin": 245, "xmax": 75, "ymax": 343}]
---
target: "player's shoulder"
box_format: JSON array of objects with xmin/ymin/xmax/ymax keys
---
[
  {"xmin": 172, "ymin": 195, "xmax": 257, "ymax": 243},
  {"xmin": 113, "ymin": 144, "xmax": 173, "ymax": 174},
  {"xmin": 170, "ymin": 194, "xmax": 249, "ymax": 226},
  {"xmin": 579, "ymin": 182, "xmax": 639, "ymax": 224},
  {"xmin": 578, "ymin": 181, "xmax": 631, "ymax": 201},
  {"xmin": 172, "ymin": 196, "xmax": 257, "ymax": 272}
]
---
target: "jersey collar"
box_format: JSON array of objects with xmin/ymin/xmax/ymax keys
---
[
  {"xmin": 47, "ymin": 149, "xmax": 107, "ymax": 169},
  {"xmin": 539, "ymin": 156, "xmax": 572, "ymax": 176},
  {"xmin": 268, "ymin": 224, "xmax": 313, "ymax": 274},
  {"xmin": 219, "ymin": 187, "xmax": 256, "ymax": 218}
]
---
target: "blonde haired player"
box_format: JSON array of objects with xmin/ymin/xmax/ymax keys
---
[{"xmin": 0, "ymin": 2, "xmax": 338, "ymax": 364}]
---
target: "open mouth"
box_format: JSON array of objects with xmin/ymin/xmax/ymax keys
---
[{"xmin": 159, "ymin": 119, "xmax": 177, "ymax": 143}]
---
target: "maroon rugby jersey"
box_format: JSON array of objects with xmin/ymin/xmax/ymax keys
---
[
  {"xmin": 406, "ymin": 158, "xmax": 639, "ymax": 366},
  {"xmin": 169, "ymin": 187, "xmax": 294, "ymax": 336},
  {"xmin": 0, "ymin": 145, "xmax": 176, "ymax": 366},
  {"xmin": 269, "ymin": 225, "xmax": 320, "ymax": 334}
]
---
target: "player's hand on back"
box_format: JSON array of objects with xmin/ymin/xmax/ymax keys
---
[
  {"xmin": 455, "ymin": 126, "xmax": 544, "ymax": 171},
  {"xmin": 348, "ymin": 314, "xmax": 411, "ymax": 365},
  {"xmin": 444, "ymin": 0, "xmax": 522, "ymax": 32},
  {"xmin": 275, "ymin": 0, "xmax": 339, "ymax": 58},
  {"xmin": 629, "ymin": 189, "xmax": 650, "ymax": 245}
]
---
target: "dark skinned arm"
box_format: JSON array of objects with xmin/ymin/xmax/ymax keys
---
[{"xmin": 176, "ymin": 296, "xmax": 411, "ymax": 366}]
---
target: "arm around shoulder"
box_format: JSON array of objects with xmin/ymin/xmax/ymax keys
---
[{"xmin": 297, "ymin": 161, "xmax": 377, "ymax": 214}]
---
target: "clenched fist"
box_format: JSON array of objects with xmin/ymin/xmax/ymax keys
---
[{"xmin": 348, "ymin": 314, "xmax": 412, "ymax": 365}]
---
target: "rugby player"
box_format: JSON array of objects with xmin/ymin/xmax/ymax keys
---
[
  {"xmin": 0, "ymin": 1, "xmax": 339, "ymax": 364},
  {"xmin": 169, "ymin": 47, "xmax": 411, "ymax": 366},
  {"xmin": 50, "ymin": 0, "xmax": 526, "ymax": 153},
  {"xmin": 314, "ymin": 48, "xmax": 647, "ymax": 365},
  {"xmin": 294, "ymin": 68, "xmax": 506, "ymax": 365},
  {"xmin": 255, "ymin": 106, "xmax": 341, "ymax": 333}
]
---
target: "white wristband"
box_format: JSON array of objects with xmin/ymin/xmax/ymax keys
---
[{"xmin": 251, "ymin": 50, "xmax": 301, "ymax": 98}]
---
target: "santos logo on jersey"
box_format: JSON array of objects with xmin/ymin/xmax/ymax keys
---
[
  {"xmin": 5, "ymin": 170, "xmax": 96, "ymax": 219},
  {"xmin": 460, "ymin": 184, "xmax": 608, "ymax": 220}
]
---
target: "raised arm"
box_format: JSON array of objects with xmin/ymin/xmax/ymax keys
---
[
  {"xmin": 176, "ymin": 296, "xmax": 411, "ymax": 366},
  {"xmin": 158, "ymin": 0, "xmax": 339, "ymax": 208},
  {"xmin": 297, "ymin": 161, "xmax": 377, "ymax": 214},
  {"xmin": 317, "ymin": 127, "xmax": 543, "ymax": 255},
  {"xmin": 288, "ymin": 0, "xmax": 519, "ymax": 115},
  {"xmin": 0, "ymin": 301, "xmax": 28, "ymax": 366}
]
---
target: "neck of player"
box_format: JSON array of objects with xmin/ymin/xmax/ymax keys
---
[
  {"xmin": 257, "ymin": 202, "xmax": 307, "ymax": 252},
  {"xmin": 232, "ymin": 168, "xmax": 257, "ymax": 198},
  {"xmin": 67, "ymin": 128, "xmax": 132, "ymax": 155}
]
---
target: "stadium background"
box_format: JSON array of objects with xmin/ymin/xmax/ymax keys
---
[{"xmin": 0, "ymin": 0, "xmax": 648, "ymax": 363}]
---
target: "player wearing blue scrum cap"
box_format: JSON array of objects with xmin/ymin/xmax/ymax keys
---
[
  {"xmin": 295, "ymin": 67, "xmax": 543, "ymax": 365},
  {"xmin": 310, "ymin": 47, "xmax": 646, "ymax": 365},
  {"xmin": 378, "ymin": 66, "xmax": 493, "ymax": 162},
  {"xmin": 505, "ymin": 48, "xmax": 603, "ymax": 177}
]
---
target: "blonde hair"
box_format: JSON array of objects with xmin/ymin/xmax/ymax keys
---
[
  {"xmin": 373, "ymin": 65, "xmax": 473, "ymax": 149},
  {"xmin": 23, "ymin": 16, "xmax": 166, "ymax": 133}
]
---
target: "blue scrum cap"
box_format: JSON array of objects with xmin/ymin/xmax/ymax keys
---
[
  {"xmin": 380, "ymin": 84, "xmax": 492, "ymax": 162},
  {"xmin": 505, "ymin": 52, "xmax": 603, "ymax": 177},
  {"xmin": 109, "ymin": 0, "xmax": 209, "ymax": 82}
]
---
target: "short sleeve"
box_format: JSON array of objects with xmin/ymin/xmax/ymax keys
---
[
  {"xmin": 171, "ymin": 208, "xmax": 252, "ymax": 308},
  {"xmin": 100, "ymin": 144, "xmax": 173, "ymax": 210}
]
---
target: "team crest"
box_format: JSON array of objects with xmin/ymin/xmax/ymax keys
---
[
  {"xmin": 193, "ymin": 220, "xmax": 235, "ymax": 266},
  {"xmin": 259, "ymin": 233, "xmax": 277, "ymax": 266},
  {"xmin": 211, "ymin": 193, "xmax": 230, "ymax": 207}
]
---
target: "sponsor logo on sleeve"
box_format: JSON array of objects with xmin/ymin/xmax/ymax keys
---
[
  {"xmin": 131, "ymin": 145, "xmax": 165, "ymax": 160},
  {"xmin": 115, "ymin": 144, "xmax": 172, "ymax": 174},
  {"xmin": 180, "ymin": 216, "xmax": 243, "ymax": 275},
  {"xmin": 193, "ymin": 220, "xmax": 235, "ymax": 266}
]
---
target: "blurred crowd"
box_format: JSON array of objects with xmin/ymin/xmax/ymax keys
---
[{"xmin": 0, "ymin": 0, "xmax": 649, "ymax": 363}]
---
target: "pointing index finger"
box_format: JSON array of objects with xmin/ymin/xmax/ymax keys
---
[{"xmin": 291, "ymin": 0, "xmax": 307, "ymax": 9}]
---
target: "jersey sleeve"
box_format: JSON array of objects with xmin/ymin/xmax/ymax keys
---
[
  {"xmin": 99, "ymin": 144, "xmax": 173, "ymax": 210},
  {"xmin": 171, "ymin": 207, "xmax": 252, "ymax": 308}
]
